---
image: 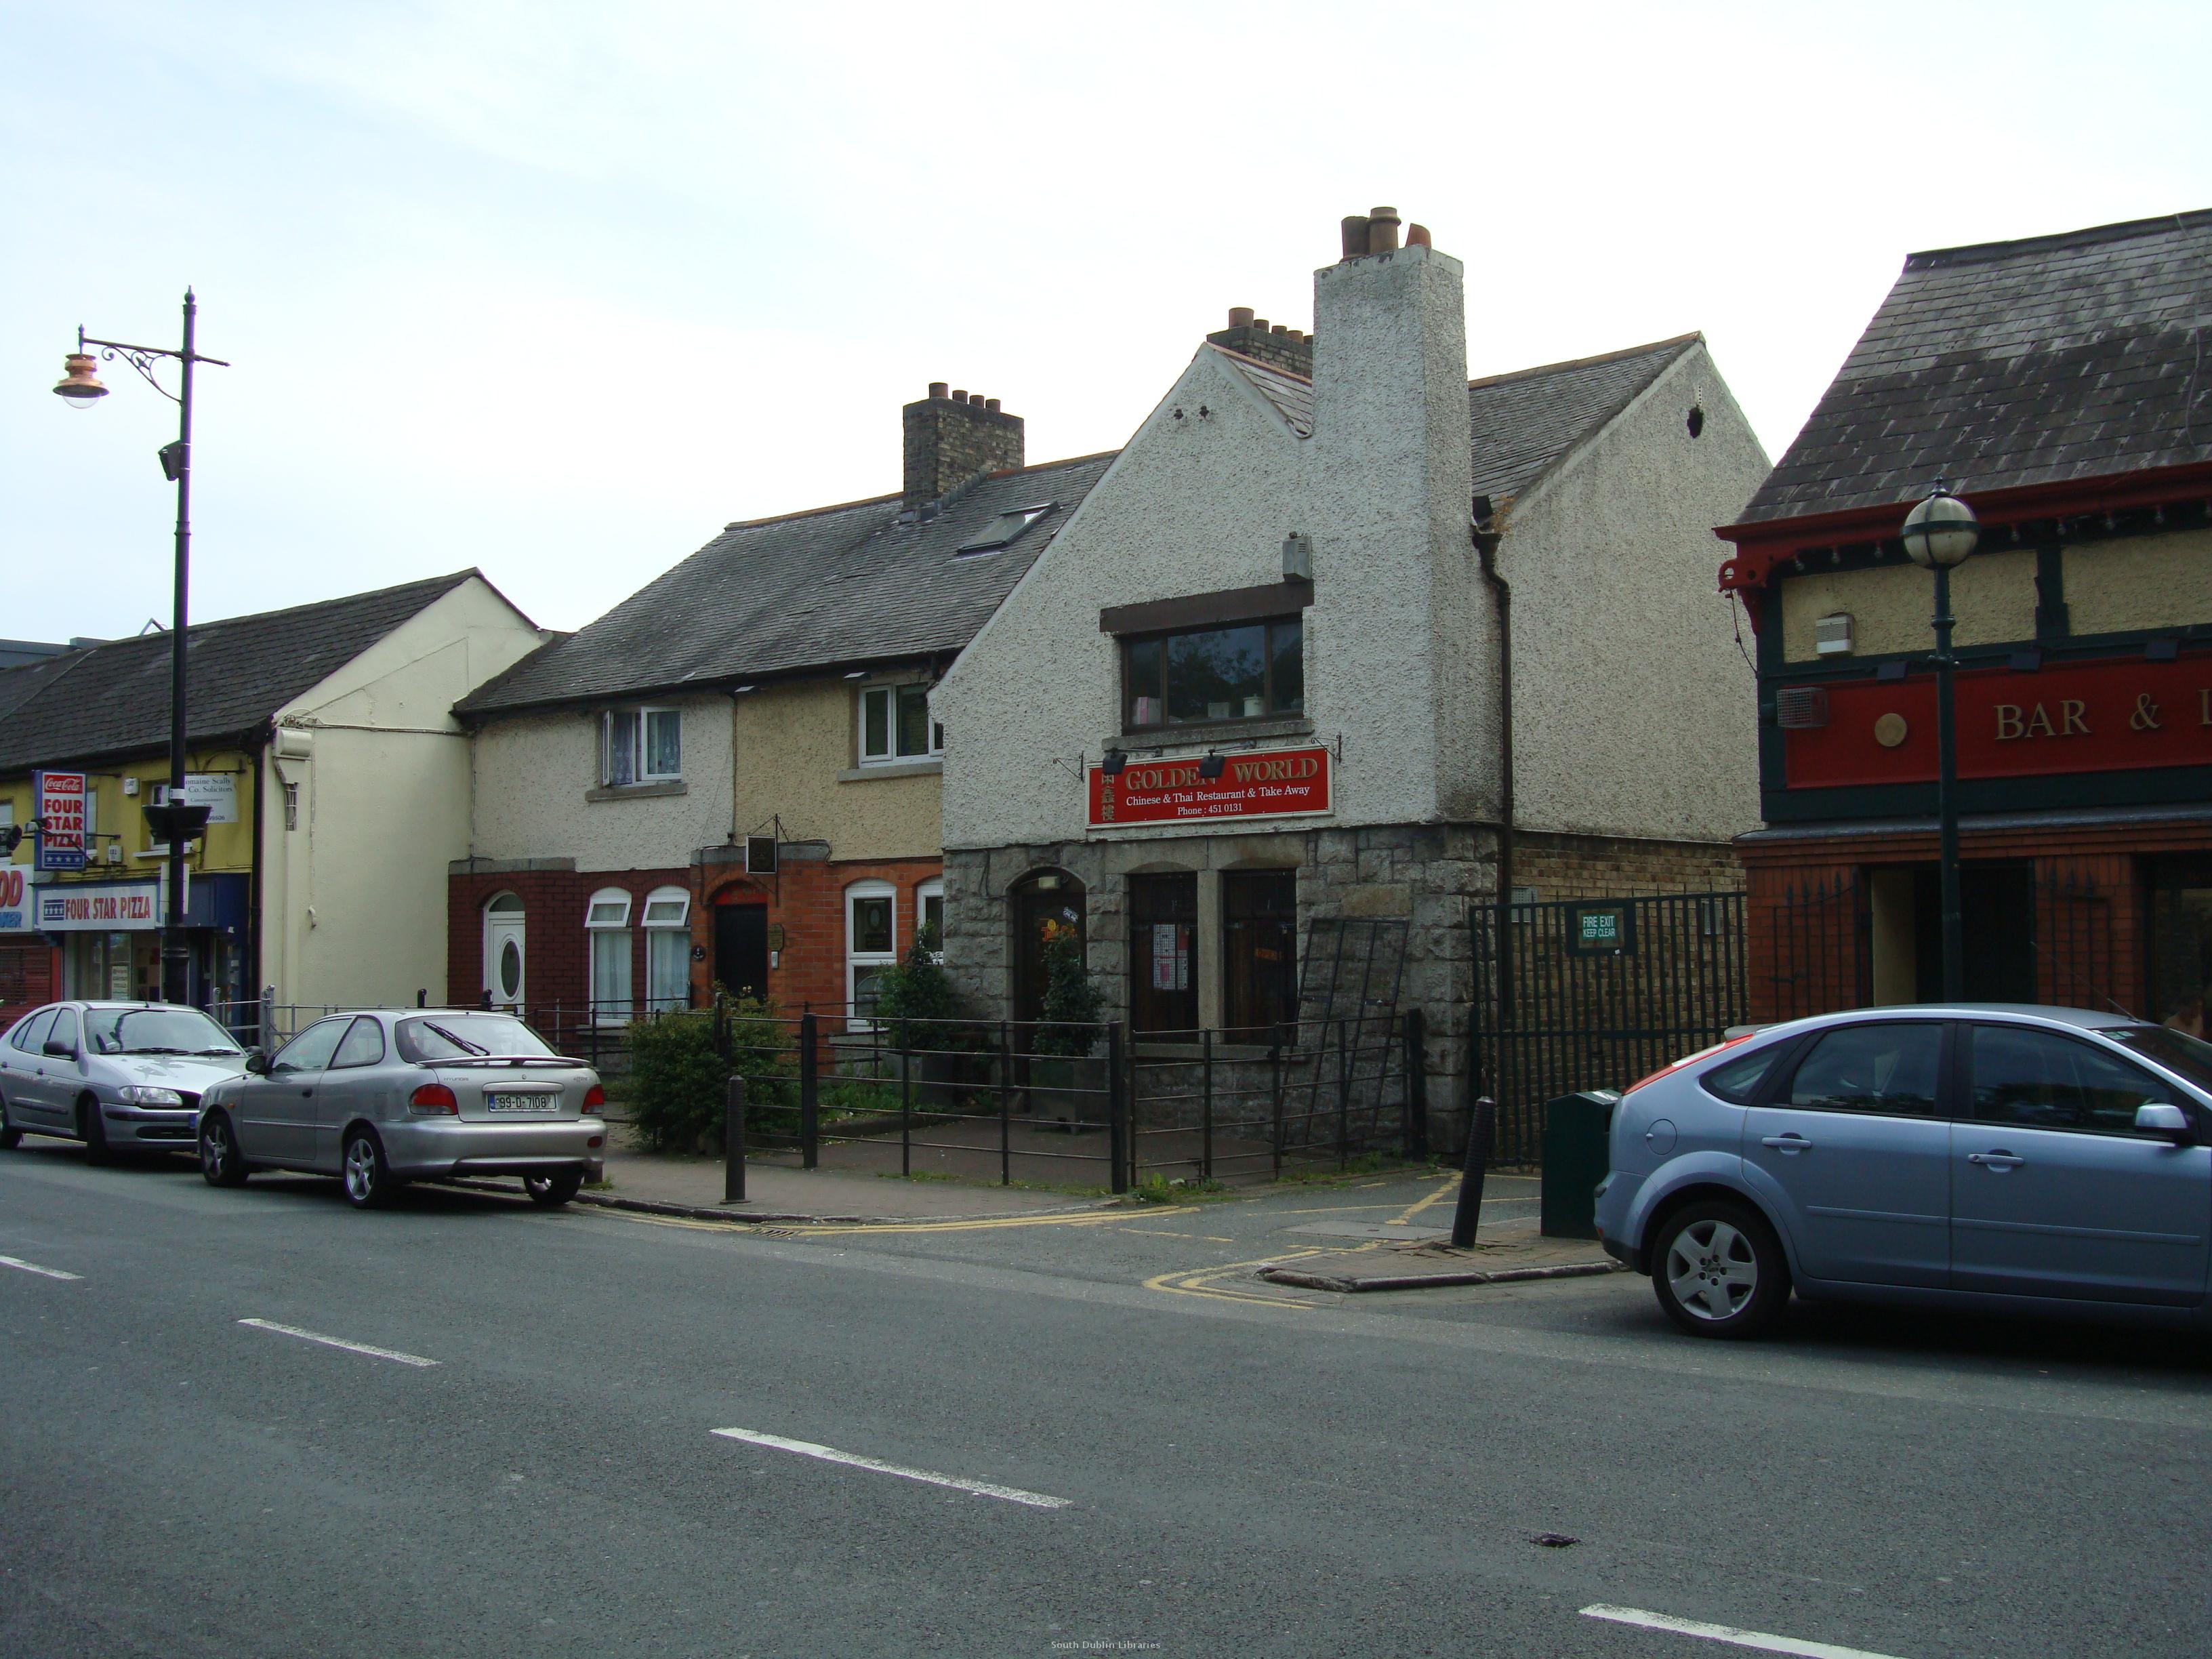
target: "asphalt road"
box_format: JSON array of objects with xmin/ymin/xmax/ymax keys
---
[{"xmin": 3, "ymin": 1143, "xmax": 2210, "ymax": 1659}]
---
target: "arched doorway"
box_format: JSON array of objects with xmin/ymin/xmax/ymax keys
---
[
  {"xmin": 1010, "ymin": 869, "xmax": 1086, "ymax": 1024},
  {"xmin": 483, "ymin": 893, "xmax": 525, "ymax": 1011}
]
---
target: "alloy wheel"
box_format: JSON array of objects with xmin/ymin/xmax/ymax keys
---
[
  {"xmin": 1664, "ymin": 1217, "xmax": 1758, "ymax": 1322},
  {"xmin": 201, "ymin": 1120, "xmax": 229, "ymax": 1179},
  {"xmin": 344, "ymin": 1136, "xmax": 378, "ymax": 1204}
]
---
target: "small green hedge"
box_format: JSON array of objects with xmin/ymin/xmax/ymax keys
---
[{"xmin": 627, "ymin": 998, "xmax": 797, "ymax": 1153}]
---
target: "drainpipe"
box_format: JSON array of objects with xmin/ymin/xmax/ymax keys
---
[
  {"xmin": 1473, "ymin": 498, "xmax": 1514, "ymax": 915},
  {"xmin": 248, "ymin": 723, "xmax": 266, "ymax": 1042}
]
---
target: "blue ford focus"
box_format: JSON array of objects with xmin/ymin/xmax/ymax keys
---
[{"xmin": 1593, "ymin": 1005, "xmax": 2212, "ymax": 1338}]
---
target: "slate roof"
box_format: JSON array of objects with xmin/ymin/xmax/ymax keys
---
[
  {"xmin": 0, "ymin": 573, "xmax": 478, "ymax": 773},
  {"xmin": 1208, "ymin": 332, "xmax": 1701, "ymax": 504},
  {"xmin": 1742, "ymin": 209, "xmax": 2212, "ymax": 523},
  {"xmin": 459, "ymin": 453, "xmax": 1120, "ymax": 716},
  {"xmin": 1467, "ymin": 334, "xmax": 1701, "ymax": 501}
]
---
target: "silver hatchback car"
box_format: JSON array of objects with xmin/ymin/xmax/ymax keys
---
[
  {"xmin": 196, "ymin": 1008, "xmax": 606, "ymax": 1208},
  {"xmin": 1594, "ymin": 1004, "xmax": 2212, "ymax": 1338},
  {"xmin": 0, "ymin": 1002, "xmax": 249, "ymax": 1160}
]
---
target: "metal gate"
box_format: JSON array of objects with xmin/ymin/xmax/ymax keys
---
[{"xmin": 1470, "ymin": 892, "xmax": 1748, "ymax": 1164}]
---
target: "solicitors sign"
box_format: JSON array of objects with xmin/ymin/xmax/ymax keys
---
[
  {"xmin": 1088, "ymin": 744, "xmax": 1332, "ymax": 830},
  {"xmin": 1784, "ymin": 653, "xmax": 2212, "ymax": 791}
]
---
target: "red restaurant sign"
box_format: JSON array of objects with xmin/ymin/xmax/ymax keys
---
[
  {"xmin": 1088, "ymin": 745, "xmax": 1332, "ymax": 829},
  {"xmin": 1785, "ymin": 653, "xmax": 2212, "ymax": 790}
]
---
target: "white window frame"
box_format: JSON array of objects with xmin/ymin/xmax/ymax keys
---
[
  {"xmin": 602, "ymin": 705, "xmax": 683, "ymax": 787},
  {"xmin": 916, "ymin": 878, "xmax": 945, "ymax": 966},
  {"xmin": 585, "ymin": 887, "xmax": 634, "ymax": 1025},
  {"xmin": 857, "ymin": 683, "xmax": 944, "ymax": 766},
  {"xmin": 844, "ymin": 879, "xmax": 899, "ymax": 1027},
  {"xmin": 642, "ymin": 885, "xmax": 692, "ymax": 1012}
]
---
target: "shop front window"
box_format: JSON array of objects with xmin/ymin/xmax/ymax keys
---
[
  {"xmin": 1128, "ymin": 873, "xmax": 1197, "ymax": 1036},
  {"xmin": 1124, "ymin": 616, "xmax": 1303, "ymax": 730},
  {"xmin": 1223, "ymin": 869, "xmax": 1298, "ymax": 1038},
  {"xmin": 2150, "ymin": 857, "xmax": 2212, "ymax": 1038}
]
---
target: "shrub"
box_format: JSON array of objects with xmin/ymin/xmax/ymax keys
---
[
  {"xmin": 627, "ymin": 994, "xmax": 798, "ymax": 1152},
  {"xmin": 1033, "ymin": 922, "xmax": 1101, "ymax": 1056},
  {"xmin": 869, "ymin": 941, "xmax": 981, "ymax": 1054}
]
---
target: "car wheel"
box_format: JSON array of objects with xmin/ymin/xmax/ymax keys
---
[
  {"xmin": 0, "ymin": 1094, "xmax": 20, "ymax": 1150},
  {"xmin": 78, "ymin": 1097, "xmax": 114, "ymax": 1166},
  {"xmin": 1651, "ymin": 1200, "xmax": 1788, "ymax": 1339},
  {"xmin": 340, "ymin": 1128, "xmax": 395, "ymax": 1209},
  {"xmin": 199, "ymin": 1111, "xmax": 249, "ymax": 1187},
  {"xmin": 524, "ymin": 1170, "xmax": 583, "ymax": 1207}
]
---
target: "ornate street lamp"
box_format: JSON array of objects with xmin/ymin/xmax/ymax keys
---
[
  {"xmin": 1901, "ymin": 480, "xmax": 1981, "ymax": 1002},
  {"xmin": 53, "ymin": 293, "xmax": 230, "ymax": 1006}
]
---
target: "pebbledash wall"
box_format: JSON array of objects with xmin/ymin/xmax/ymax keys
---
[{"xmin": 935, "ymin": 216, "xmax": 1768, "ymax": 1147}]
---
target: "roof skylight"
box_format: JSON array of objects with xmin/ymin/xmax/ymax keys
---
[{"xmin": 956, "ymin": 504, "xmax": 1054, "ymax": 556}]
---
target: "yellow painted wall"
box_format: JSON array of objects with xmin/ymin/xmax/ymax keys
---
[
  {"xmin": 2063, "ymin": 527, "xmax": 2212, "ymax": 636},
  {"xmin": 1780, "ymin": 549, "xmax": 2039, "ymax": 662},
  {"xmin": 0, "ymin": 750, "xmax": 258, "ymax": 882},
  {"xmin": 732, "ymin": 676, "xmax": 941, "ymax": 863}
]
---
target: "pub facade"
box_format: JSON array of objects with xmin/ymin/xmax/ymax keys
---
[
  {"xmin": 935, "ymin": 209, "xmax": 1774, "ymax": 1143},
  {"xmin": 1717, "ymin": 209, "xmax": 2212, "ymax": 1032}
]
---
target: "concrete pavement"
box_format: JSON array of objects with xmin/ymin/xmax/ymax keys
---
[{"xmin": 5, "ymin": 1139, "xmax": 2210, "ymax": 1658}]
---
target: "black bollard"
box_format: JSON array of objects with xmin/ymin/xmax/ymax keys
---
[
  {"xmin": 722, "ymin": 1076, "xmax": 747, "ymax": 1205},
  {"xmin": 1449, "ymin": 1096, "xmax": 1497, "ymax": 1249}
]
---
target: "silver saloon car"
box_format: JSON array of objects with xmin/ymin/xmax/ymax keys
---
[
  {"xmin": 0, "ymin": 1002, "xmax": 250, "ymax": 1160},
  {"xmin": 195, "ymin": 1008, "xmax": 606, "ymax": 1208},
  {"xmin": 1593, "ymin": 1004, "xmax": 2212, "ymax": 1339}
]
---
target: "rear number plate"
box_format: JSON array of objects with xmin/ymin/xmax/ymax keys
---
[{"xmin": 487, "ymin": 1093, "xmax": 558, "ymax": 1114}]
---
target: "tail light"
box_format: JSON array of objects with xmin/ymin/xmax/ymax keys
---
[
  {"xmin": 581, "ymin": 1084, "xmax": 606, "ymax": 1114},
  {"xmin": 409, "ymin": 1082, "xmax": 459, "ymax": 1114}
]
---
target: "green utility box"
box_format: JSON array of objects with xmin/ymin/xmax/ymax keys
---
[{"xmin": 1540, "ymin": 1090, "xmax": 1620, "ymax": 1239}]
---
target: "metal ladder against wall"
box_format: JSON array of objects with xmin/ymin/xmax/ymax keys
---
[{"xmin": 1284, "ymin": 918, "xmax": 1410, "ymax": 1156}]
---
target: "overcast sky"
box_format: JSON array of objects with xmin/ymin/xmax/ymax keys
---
[{"xmin": 5, "ymin": 1, "xmax": 2209, "ymax": 642}]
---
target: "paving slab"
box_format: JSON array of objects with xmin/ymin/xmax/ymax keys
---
[
  {"xmin": 586, "ymin": 1145, "xmax": 1104, "ymax": 1224},
  {"xmin": 1256, "ymin": 1221, "xmax": 1628, "ymax": 1294}
]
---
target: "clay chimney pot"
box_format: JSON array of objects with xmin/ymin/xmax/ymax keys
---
[
  {"xmin": 1367, "ymin": 206, "xmax": 1401, "ymax": 253},
  {"xmin": 969, "ymin": 392, "xmax": 985, "ymax": 407},
  {"xmin": 1406, "ymin": 222, "xmax": 1432, "ymax": 249},
  {"xmin": 1340, "ymin": 215, "xmax": 1371, "ymax": 259},
  {"xmin": 951, "ymin": 390, "xmax": 967, "ymax": 403},
  {"xmin": 984, "ymin": 397, "xmax": 1000, "ymax": 413},
  {"xmin": 1227, "ymin": 306, "xmax": 1255, "ymax": 329}
]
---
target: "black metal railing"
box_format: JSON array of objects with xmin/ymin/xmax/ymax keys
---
[{"xmin": 1471, "ymin": 891, "xmax": 1748, "ymax": 1164}]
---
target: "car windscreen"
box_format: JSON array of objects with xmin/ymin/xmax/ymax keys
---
[
  {"xmin": 2106, "ymin": 1025, "xmax": 2212, "ymax": 1099},
  {"xmin": 85, "ymin": 1007, "xmax": 245, "ymax": 1057},
  {"xmin": 396, "ymin": 1015, "xmax": 557, "ymax": 1063}
]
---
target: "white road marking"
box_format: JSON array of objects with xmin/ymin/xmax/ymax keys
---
[
  {"xmin": 0, "ymin": 1254, "xmax": 82, "ymax": 1281},
  {"xmin": 237, "ymin": 1318, "xmax": 438, "ymax": 1368},
  {"xmin": 1581, "ymin": 1605, "xmax": 1910, "ymax": 1659},
  {"xmin": 711, "ymin": 1427, "xmax": 1071, "ymax": 1509}
]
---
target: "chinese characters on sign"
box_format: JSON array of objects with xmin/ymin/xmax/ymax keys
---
[
  {"xmin": 1088, "ymin": 745, "xmax": 1332, "ymax": 830},
  {"xmin": 33, "ymin": 771, "xmax": 87, "ymax": 872}
]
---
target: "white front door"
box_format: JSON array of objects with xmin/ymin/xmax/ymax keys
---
[{"xmin": 484, "ymin": 914, "xmax": 526, "ymax": 1011}]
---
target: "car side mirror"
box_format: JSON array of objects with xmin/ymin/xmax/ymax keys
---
[
  {"xmin": 243, "ymin": 1048, "xmax": 270, "ymax": 1076},
  {"xmin": 42, "ymin": 1039, "xmax": 75, "ymax": 1060},
  {"xmin": 2135, "ymin": 1102, "xmax": 2192, "ymax": 1143}
]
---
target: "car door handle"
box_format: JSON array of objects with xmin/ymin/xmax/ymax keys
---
[
  {"xmin": 1968, "ymin": 1151, "xmax": 2024, "ymax": 1170},
  {"xmin": 300, "ymin": 1088, "xmax": 314, "ymax": 1097},
  {"xmin": 1761, "ymin": 1134, "xmax": 1812, "ymax": 1152}
]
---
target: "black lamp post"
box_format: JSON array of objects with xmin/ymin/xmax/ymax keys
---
[
  {"xmin": 54, "ymin": 292, "xmax": 230, "ymax": 1006},
  {"xmin": 1900, "ymin": 480, "xmax": 1981, "ymax": 1002}
]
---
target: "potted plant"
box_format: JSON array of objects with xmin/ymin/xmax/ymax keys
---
[
  {"xmin": 1029, "ymin": 920, "xmax": 1105, "ymax": 1129},
  {"xmin": 871, "ymin": 941, "xmax": 984, "ymax": 1109}
]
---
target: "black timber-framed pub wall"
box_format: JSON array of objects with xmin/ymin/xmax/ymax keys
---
[{"xmin": 1717, "ymin": 210, "xmax": 2212, "ymax": 1034}]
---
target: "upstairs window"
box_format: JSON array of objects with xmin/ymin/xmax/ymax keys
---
[
  {"xmin": 957, "ymin": 503, "xmax": 1054, "ymax": 556},
  {"xmin": 859, "ymin": 684, "xmax": 943, "ymax": 764},
  {"xmin": 603, "ymin": 707, "xmax": 682, "ymax": 786},
  {"xmin": 1124, "ymin": 617, "xmax": 1303, "ymax": 731}
]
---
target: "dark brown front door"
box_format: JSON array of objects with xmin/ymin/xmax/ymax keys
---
[
  {"xmin": 1012, "ymin": 873, "xmax": 1086, "ymax": 1024},
  {"xmin": 714, "ymin": 903, "xmax": 769, "ymax": 1002},
  {"xmin": 1128, "ymin": 873, "xmax": 1198, "ymax": 1036},
  {"xmin": 1224, "ymin": 869, "xmax": 1298, "ymax": 1037}
]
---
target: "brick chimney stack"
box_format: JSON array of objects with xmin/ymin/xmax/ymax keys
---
[
  {"xmin": 1206, "ymin": 306, "xmax": 1315, "ymax": 378},
  {"xmin": 903, "ymin": 384, "xmax": 1025, "ymax": 509}
]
